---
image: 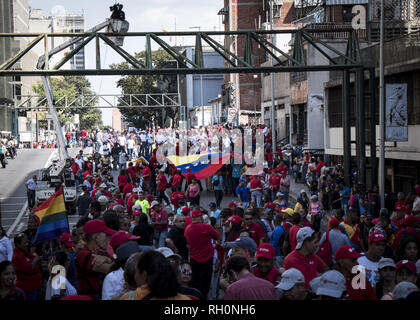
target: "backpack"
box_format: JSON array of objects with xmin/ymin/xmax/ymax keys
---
[{"xmin": 316, "ymin": 231, "xmax": 333, "ymax": 267}]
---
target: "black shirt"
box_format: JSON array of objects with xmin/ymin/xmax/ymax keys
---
[
  {"xmin": 132, "ymin": 224, "xmax": 154, "ymax": 246},
  {"xmin": 167, "ymin": 227, "xmax": 189, "ymax": 261}
]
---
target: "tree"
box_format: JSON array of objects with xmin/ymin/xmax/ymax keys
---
[
  {"xmin": 110, "ymin": 49, "xmax": 179, "ymax": 128},
  {"xmin": 32, "ymin": 76, "xmax": 102, "ymax": 130}
]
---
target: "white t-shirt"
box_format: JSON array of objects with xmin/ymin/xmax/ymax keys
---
[
  {"xmin": 26, "ymin": 178, "xmax": 37, "ymax": 191},
  {"xmin": 102, "ymin": 268, "xmax": 124, "ymax": 300},
  {"xmin": 118, "ymin": 136, "xmax": 126, "ymax": 146},
  {"xmin": 127, "ymin": 139, "xmax": 135, "ymax": 149},
  {"xmin": 357, "ymin": 255, "xmax": 381, "ymax": 287}
]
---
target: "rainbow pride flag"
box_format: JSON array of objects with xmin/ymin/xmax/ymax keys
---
[
  {"xmin": 32, "ymin": 188, "xmax": 69, "ymax": 244},
  {"xmin": 166, "ymin": 152, "xmax": 231, "ymax": 180}
]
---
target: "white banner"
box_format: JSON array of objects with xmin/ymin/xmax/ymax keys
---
[{"xmin": 386, "ymin": 83, "xmax": 408, "ymax": 142}]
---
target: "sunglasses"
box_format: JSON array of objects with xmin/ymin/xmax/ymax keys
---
[{"xmin": 181, "ymin": 268, "xmax": 192, "ymax": 275}]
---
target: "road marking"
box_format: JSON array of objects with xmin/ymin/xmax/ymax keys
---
[
  {"xmin": 17, "ymin": 222, "xmax": 25, "ymax": 232},
  {"xmin": 0, "ymin": 210, "xmax": 23, "ymax": 213},
  {"xmin": 1, "ymin": 217, "xmax": 28, "ymax": 221},
  {"xmin": 0, "ymin": 203, "xmax": 26, "ymax": 206},
  {"xmin": 0, "ymin": 197, "xmax": 27, "ymax": 200}
]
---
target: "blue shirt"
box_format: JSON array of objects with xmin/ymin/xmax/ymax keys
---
[
  {"xmin": 270, "ymin": 225, "xmax": 285, "ymax": 257},
  {"xmin": 212, "ymin": 175, "xmax": 223, "ymax": 191},
  {"xmin": 209, "ymin": 209, "xmax": 221, "ymax": 223},
  {"xmin": 340, "ymin": 187, "xmax": 351, "ymax": 207},
  {"xmin": 232, "ymin": 164, "xmax": 242, "ymax": 179},
  {"xmin": 235, "ymin": 185, "xmax": 250, "ymax": 202}
]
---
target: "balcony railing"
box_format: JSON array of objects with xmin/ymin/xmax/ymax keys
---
[{"xmin": 302, "ymin": 22, "xmax": 367, "ymax": 40}]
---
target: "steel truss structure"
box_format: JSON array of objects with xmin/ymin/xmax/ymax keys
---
[{"xmin": 0, "ymin": 27, "xmax": 376, "ymax": 187}]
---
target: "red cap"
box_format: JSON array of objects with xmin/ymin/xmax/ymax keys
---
[
  {"xmin": 255, "ymin": 243, "xmax": 275, "ymax": 259},
  {"xmin": 95, "ymin": 177, "xmax": 102, "ymax": 182},
  {"xmin": 181, "ymin": 207, "xmax": 191, "ymax": 215},
  {"xmin": 227, "ymin": 215, "xmax": 243, "ymax": 225},
  {"xmin": 368, "ymin": 232, "xmax": 386, "ymax": 243},
  {"xmin": 109, "ymin": 231, "xmax": 140, "ymax": 250},
  {"xmin": 132, "ymin": 210, "xmax": 142, "ymax": 216},
  {"xmin": 401, "ymin": 215, "xmax": 419, "ymax": 227},
  {"xmin": 228, "ymin": 201, "xmax": 238, "ymax": 207},
  {"xmin": 335, "ymin": 245, "xmax": 363, "ymax": 261},
  {"xmin": 145, "ymin": 195, "xmax": 153, "ymax": 200},
  {"xmin": 186, "ymin": 167, "xmax": 191, "ymax": 172},
  {"xmin": 396, "ymin": 260, "xmax": 417, "ymax": 275},
  {"xmin": 192, "ymin": 209, "xmax": 203, "ymax": 218},
  {"xmin": 328, "ymin": 217, "xmax": 340, "ymax": 229},
  {"xmin": 59, "ymin": 232, "xmax": 75, "ymax": 248},
  {"xmin": 83, "ymin": 219, "xmax": 117, "ymax": 236},
  {"xmin": 267, "ymin": 202, "xmax": 276, "ymax": 209}
]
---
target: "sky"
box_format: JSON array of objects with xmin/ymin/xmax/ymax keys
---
[{"xmin": 29, "ymin": 0, "xmax": 223, "ymax": 125}]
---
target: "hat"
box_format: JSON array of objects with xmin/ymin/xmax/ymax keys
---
[
  {"xmin": 209, "ymin": 202, "xmax": 217, "ymax": 208},
  {"xmin": 192, "ymin": 209, "xmax": 203, "ymax": 218},
  {"xmin": 255, "ymin": 243, "xmax": 275, "ymax": 260},
  {"xmin": 300, "ymin": 189, "xmax": 307, "ymax": 194},
  {"xmin": 378, "ymin": 257, "xmax": 396, "ymax": 270},
  {"xmin": 109, "ymin": 231, "xmax": 140, "ymax": 250},
  {"xmin": 267, "ymin": 202, "xmax": 276, "ymax": 210},
  {"xmin": 228, "ymin": 201, "xmax": 238, "ymax": 207},
  {"xmin": 368, "ymin": 232, "xmax": 386, "ymax": 244},
  {"xmin": 396, "ymin": 260, "xmax": 417, "ymax": 275},
  {"xmin": 155, "ymin": 247, "xmax": 182, "ymax": 260},
  {"xmin": 310, "ymin": 276, "xmax": 322, "ymax": 294},
  {"xmin": 132, "ymin": 204, "xmax": 142, "ymax": 211},
  {"xmin": 83, "ymin": 219, "xmax": 116, "ymax": 236},
  {"xmin": 132, "ymin": 210, "xmax": 142, "ymax": 216},
  {"xmin": 316, "ymin": 270, "xmax": 346, "ymax": 299},
  {"xmin": 297, "ymin": 196, "xmax": 303, "ymax": 202},
  {"xmin": 150, "ymin": 201, "xmax": 160, "ymax": 208},
  {"xmin": 115, "ymin": 241, "xmax": 140, "ymax": 264},
  {"xmin": 145, "ymin": 194, "xmax": 153, "ymax": 200},
  {"xmin": 100, "ymin": 183, "xmax": 107, "ymax": 188},
  {"xmin": 225, "ymin": 236, "xmax": 257, "ymax": 254},
  {"xmin": 295, "ymin": 227, "xmax": 315, "ymax": 250},
  {"xmin": 239, "ymin": 178, "xmax": 246, "ymax": 183},
  {"xmin": 393, "ymin": 281, "xmax": 419, "ymax": 300},
  {"xmin": 276, "ymin": 192, "xmax": 284, "ymax": 198},
  {"xmin": 276, "ymin": 268, "xmax": 305, "ymax": 291},
  {"xmin": 328, "ymin": 217, "xmax": 340, "ymax": 229},
  {"xmin": 181, "ymin": 207, "xmax": 191, "ymax": 215},
  {"xmin": 310, "ymin": 194, "xmax": 318, "ymax": 200},
  {"xmin": 335, "ymin": 245, "xmax": 363, "ymax": 261},
  {"xmin": 98, "ymin": 196, "xmax": 109, "ymax": 205},
  {"xmin": 60, "ymin": 232, "xmax": 75, "ymax": 248},
  {"xmin": 227, "ymin": 215, "xmax": 243, "ymax": 225},
  {"xmin": 281, "ymin": 208, "xmax": 294, "ymax": 217}
]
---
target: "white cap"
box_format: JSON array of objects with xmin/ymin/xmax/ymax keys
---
[
  {"xmin": 378, "ymin": 257, "xmax": 396, "ymax": 270},
  {"xmin": 150, "ymin": 201, "xmax": 160, "ymax": 208},
  {"xmin": 155, "ymin": 247, "xmax": 182, "ymax": 260},
  {"xmin": 316, "ymin": 270, "xmax": 346, "ymax": 299},
  {"xmin": 132, "ymin": 204, "xmax": 142, "ymax": 211},
  {"xmin": 310, "ymin": 276, "xmax": 322, "ymax": 294},
  {"xmin": 100, "ymin": 183, "xmax": 107, "ymax": 188},
  {"xmin": 310, "ymin": 194, "xmax": 318, "ymax": 200},
  {"xmin": 300, "ymin": 189, "xmax": 306, "ymax": 194},
  {"xmin": 275, "ymin": 268, "xmax": 305, "ymax": 291},
  {"xmin": 98, "ymin": 196, "xmax": 109, "ymax": 205},
  {"xmin": 392, "ymin": 281, "xmax": 419, "ymax": 300},
  {"xmin": 132, "ymin": 188, "xmax": 138, "ymax": 193},
  {"xmin": 295, "ymin": 227, "xmax": 315, "ymax": 250}
]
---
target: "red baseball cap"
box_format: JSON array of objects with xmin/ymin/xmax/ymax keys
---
[
  {"xmin": 227, "ymin": 215, "xmax": 243, "ymax": 225},
  {"xmin": 396, "ymin": 260, "xmax": 417, "ymax": 275},
  {"xmin": 83, "ymin": 219, "xmax": 117, "ymax": 236},
  {"xmin": 335, "ymin": 245, "xmax": 363, "ymax": 261},
  {"xmin": 192, "ymin": 209, "xmax": 203, "ymax": 218},
  {"xmin": 60, "ymin": 232, "xmax": 75, "ymax": 248},
  {"xmin": 255, "ymin": 243, "xmax": 275, "ymax": 259},
  {"xmin": 328, "ymin": 217, "xmax": 340, "ymax": 229},
  {"xmin": 181, "ymin": 207, "xmax": 191, "ymax": 215},
  {"xmin": 267, "ymin": 202, "xmax": 276, "ymax": 209},
  {"xmin": 228, "ymin": 201, "xmax": 238, "ymax": 207},
  {"xmin": 109, "ymin": 231, "xmax": 140, "ymax": 250},
  {"xmin": 132, "ymin": 210, "xmax": 142, "ymax": 216},
  {"xmin": 368, "ymin": 232, "xmax": 386, "ymax": 243},
  {"xmin": 145, "ymin": 194, "xmax": 153, "ymax": 200}
]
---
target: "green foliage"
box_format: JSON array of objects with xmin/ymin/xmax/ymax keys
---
[
  {"xmin": 110, "ymin": 49, "xmax": 179, "ymax": 128},
  {"xmin": 32, "ymin": 76, "xmax": 102, "ymax": 130}
]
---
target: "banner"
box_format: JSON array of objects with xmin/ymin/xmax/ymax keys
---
[{"xmin": 386, "ymin": 83, "xmax": 408, "ymax": 142}]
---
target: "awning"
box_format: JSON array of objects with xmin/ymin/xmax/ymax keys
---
[{"xmin": 325, "ymin": 0, "xmax": 368, "ymax": 5}]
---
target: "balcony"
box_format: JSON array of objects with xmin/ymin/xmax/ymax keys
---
[{"xmin": 301, "ymin": 22, "xmax": 367, "ymax": 40}]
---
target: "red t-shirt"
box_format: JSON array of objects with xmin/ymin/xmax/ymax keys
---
[
  {"xmin": 289, "ymin": 225, "xmax": 301, "ymax": 251},
  {"xmin": 81, "ymin": 130, "xmax": 87, "ymax": 139},
  {"xmin": 316, "ymin": 161, "xmax": 326, "ymax": 175},
  {"xmin": 244, "ymin": 222, "xmax": 265, "ymax": 245},
  {"xmin": 75, "ymin": 247, "xmax": 101, "ymax": 297},
  {"xmin": 123, "ymin": 183, "xmax": 133, "ymax": 195},
  {"xmin": 250, "ymin": 178, "xmax": 262, "ymax": 190},
  {"xmin": 282, "ymin": 220, "xmax": 294, "ymax": 232},
  {"xmin": 269, "ymin": 175, "xmax": 281, "ymax": 189},
  {"xmin": 253, "ymin": 266, "xmax": 281, "ymax": 286},
  {"xmin": 127, "ymin": 167, "xmax": 137, "ymax": 182},
  {"xmin": 118, "ymin": 174, "xmax": 128, "ymax": 187},
  {"xmin": 186, "ymin": 172, "xmax": 196, "ymax": 184},
  {"xmin": 171, "ymin": 174, "xmax": 182, "ymax": 187},
  {"xmin": 283, "ymin": 250, "xmax": 326, "ymax": 288},
  {"xmin": 142, "ymin": 166, "xmax": 151, "ymax": 182},
  {"xmin": 157, "ymin": 174, "xmax": 167, "ymax": 191},
  {"xmin": 12, "ymin": 248, "xmax": 43, "ymax": 292},
  {"xmin": 184, "ymin": 222, "xmax": 219, "ymax": 263},
  {"xmin": 345, "ymin": 279, "xmax": 377, "ymax": 300},
  {"xmin": 152, "ymin": 208, "xmax": 168, "ymax": 231},
  {"xmin": 265, "ymin": 152, "xmax": 273, "ymax": 162},
  {"xmin": 185, "ymin": 216, "xmax": 192, "ymax": 229}
]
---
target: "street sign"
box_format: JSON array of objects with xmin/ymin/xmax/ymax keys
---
[{"xmin": 228, "ymin": 108, "xmax": 238, "ymax": 118}]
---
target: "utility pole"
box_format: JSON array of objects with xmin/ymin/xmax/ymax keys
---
[
  {"xmin": 270, "ymin": 0, "xmax": 276, "ymax": 149},
  {"xmin": 379, "ymin": 0, "xmax": 385, "ymax": 208},
  {"xmin": 189, "ymin": 26, "xmax": 204, "ymax": 127}
]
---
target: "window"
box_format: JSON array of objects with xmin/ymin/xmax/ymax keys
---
[
  {"xmin": 273, "ymin": 4, "xmax": 281, "ymax": 18},
  {"xmin": 342, "ymin": 5, "xmax": 354, "ymax": 23},
  {"xmin": 290, "ymin": 71, "xmax": 307, "ymax": 83}
]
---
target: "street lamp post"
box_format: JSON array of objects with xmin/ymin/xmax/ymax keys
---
[
  {"xmin": 189, "ymin": 26, "xmax": 204, "ymax": 127},
  {"xmin": 269, "ymin": 0, "xmax": 276, "ymax": 150},
  {"xmin": 379, "ymin": 0, "xmax": 385, "ymax": 207}
]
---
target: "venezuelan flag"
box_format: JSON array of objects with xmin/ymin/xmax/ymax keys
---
[
  {"xmin": 166, "ymin": 152, "xmax": 231, "ymax": 180},
  {"xmin": 32, "ymin": 188, "xmax": 69, "ymax": 244}
]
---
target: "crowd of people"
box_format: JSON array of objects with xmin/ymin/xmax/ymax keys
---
[
  {"xmin": 0, "ymin": 123, "xmax": 419, "ymax": 301},
  {"xmin": 0, "ymin": 135, "xmax": 17, "ymax": 168}
]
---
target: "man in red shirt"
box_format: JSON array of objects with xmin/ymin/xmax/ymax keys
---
[
  {"xmin": 283, "ymin": 227, "xmax": 328, "ymax": 288},
  {"xmin": 394, "ymin": 192, "xmax": 411, "ymax": 215},
  {"xmin": 252, "ymin": 243, "xmax": 281, "ymax": 286},
  {"xmin": 141, "ymin": 164, "xmax": 151, "ymax": 192},
  {"xmin": 150, "ymin": 200, "xmax": 169, "ymax": 248},
  {"xmin": 184, "ymin": 209, "xmax": 219, "ymax": 299},
  {"xmin": 156, "ymin": 169, "xmax": 170, "ymax": 206},
  {"xmin": 242, "ymin": 210, "xmax": 265, "ymax": 245},
  {"xmin": 289, "ymin": 213, "xmax": 303, "ymax": 251},
  {"xmin": 315, "ymin": 156, "xmax": 326, "ymax": 177},
  {"xmin": 334, "ymin": 245, "xmax": 377, "ymax": 300},
  {"xmin": 170, "ymin": 169, "xmax": 183, "ymax": 192},
  {"xmin": 75, "ymin": 219, "xmax": 115, "ymax": 299}
]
